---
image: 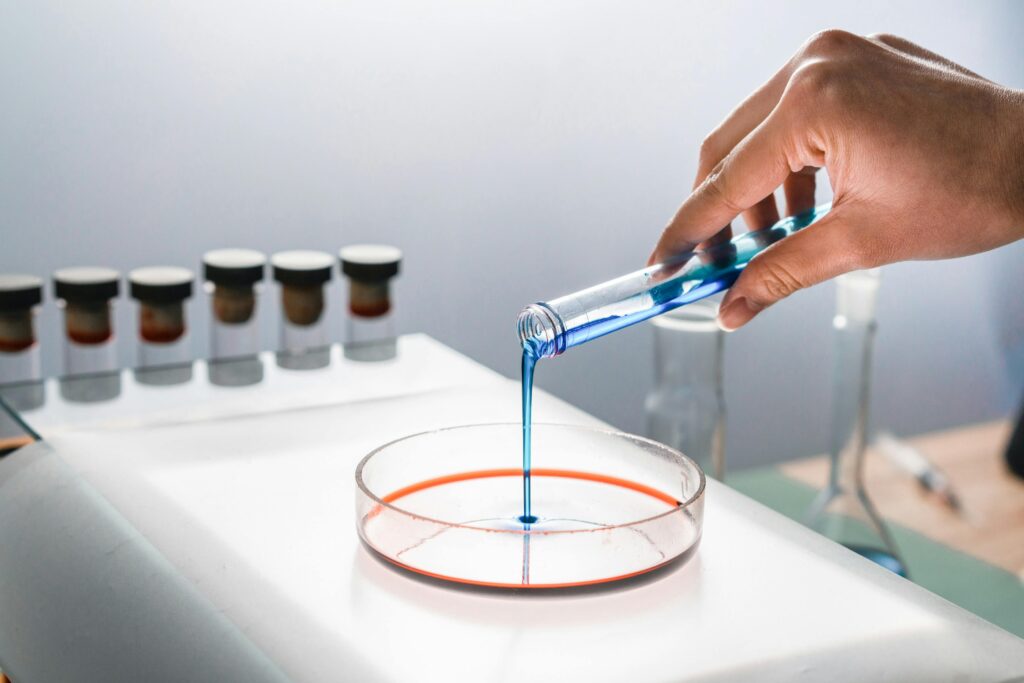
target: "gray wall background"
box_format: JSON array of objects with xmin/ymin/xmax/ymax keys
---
[{"xmin": 2, "ymin": 0, "xmax": 1023, "ymax": 469}]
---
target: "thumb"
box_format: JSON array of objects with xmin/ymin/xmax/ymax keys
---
[{"xmin": 717, "ymin": 209, "xmax": 867, "ymax": 330}]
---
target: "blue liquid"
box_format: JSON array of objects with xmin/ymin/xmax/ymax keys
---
[
  {"xmin": 519, "ymin": 346, "xmax": 538, "ymax": 525},
  {"xmin": 846, "ymin": 544, "xmax": 908, "ymax": 577},
  {"xmin": 525, "ymin": 205, "xmax": 828, "ymax": 359}
]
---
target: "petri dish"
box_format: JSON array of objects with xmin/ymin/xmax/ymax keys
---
[{"xmin": 356, "ymin": 423, "xmax": 705, "ymax": 589}]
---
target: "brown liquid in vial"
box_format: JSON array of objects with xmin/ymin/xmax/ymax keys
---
[
  {"xmin": 282, "ymin": 284, "xmax": 324, "ymax": 326},
  {"xmin": 139, "ymin": 301, "xmax": 186, "ymax": 343},
  {"xmin": 348, "ymin": 280, "xmax": 391, "ymax": 318},
  {"xmin": 65, "ymin": 301, "xmax": 114, "ymax": 345},
  {"xmin": 0, "ymin": 310, "xmax": 35, "ymax": 353},
  {"xmin": 213, "ymin": 285, "xmax": 256, "ymax": 324}
]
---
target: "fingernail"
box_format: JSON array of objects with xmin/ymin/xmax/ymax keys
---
[{"xmin": 718, "ymin": 297, "xmax": 756, "ymax": 332}]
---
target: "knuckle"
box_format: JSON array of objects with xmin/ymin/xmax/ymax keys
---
[
  {"xmin": 701, "ymin": 163, "xmax": 743, "ymax": 214},
  {"xmin": 754, "ymin": 259, "xmax": 805, "ymax": 302},
  {"xmin": 698, "ymin": 134, "xmax": 722, "ymax": 169},
  {"xmin": 789, "ymin": 60, "xmax": 843, "ymax": 101},
  {"xmin": 866, "ymin": 32, "xmax": 901, "ymax": 46},
  {"xmin": 802, "ymin": 28, "xmax": 860, "ymax": 57}
]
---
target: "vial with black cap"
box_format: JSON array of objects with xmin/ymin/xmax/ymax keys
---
[
  {"xmin": 53, "ymin": 267, "xmax": 120, "ymax": 377},
  {"xmin": 129, "ymin": 266, "xmax": 195, "ymax": 376},
  {"xmin": 339, "ymin": 245, "xmax": 401, "ymax": 362},
  {"xmin": 272, "ymin": 250, "xmax": 333, "ymax": 370},
  {"xmin": 0, "ymin": 274, "xmax": 44, "ymax": 387}
]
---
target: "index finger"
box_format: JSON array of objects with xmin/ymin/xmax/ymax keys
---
[{"xmin": 649, "ymin": 111, "xmax": 798, "ymax": 265}]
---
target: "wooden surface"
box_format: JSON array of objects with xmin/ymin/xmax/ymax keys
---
[{"xmin": 781, "ymin": 420, "xmax": 1024, "ymax": 576}]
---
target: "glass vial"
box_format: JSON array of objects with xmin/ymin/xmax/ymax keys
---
[
  {"xmin": 272, "ymin": 250, "xmax": 333, "ymax": 370},
  {"xmin": 203, "ymin": 249, "xmax": 266, "ymax": 387},
  {"xmin": 129, "ymin": 266, "xmax": 195, "ymax": 385},
  {"xmin": 340, "ymin": 244, "xmax": 401, "ymax": 362},
  {"xmin": 0, "ymin": 275, "xmax": 45, "ymax": 410},
  {"xmin": 0, "ymin": 274, "xmax": 43, "ymax": 384},
  {"xmin": 53, "ymin": 267, "xmax": 122, "ymax": 402},
  {"xmin": 53, "ymin": 267, "xmax": 120, "ymax": 377},
  {"xmin": 805, "ymin": 269, "xmax": 907, "ymax": 576},
  {"xmin": 645, "ymin": 302, "xmax": 726, "ymax": 480}
]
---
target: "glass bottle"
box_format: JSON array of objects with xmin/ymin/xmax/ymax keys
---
[
  {"xmin": 129, "ymin": 266, "xmax": 195, "ymax": 386},
  {"xmin": 518, "ymin": 205, "xmax": 829, "ymax": 358},
  {"xmin": 54, "ymin": 267, "xmax": 123, "ymax": 403},
  {"xmin": 804, "ymin": 268, "xmax": 907, "ymax": 576},
  {"xmin": 272, "ymin": 250, "xmax": 333, "ymax": 370},
  {"xmin": 645, "ymin": 301, "xmax": 726, "ymax": 479},
  {"xmin": 340, "ymin": 244, "xmax": 401, "ymax": 362},
  {"xmin": 0, "ymin": 274, "xmax": 45, "ymax": 411},
  {"xmin": 203, "ymin": 249, "xmax": 266, "ymax": 387}
]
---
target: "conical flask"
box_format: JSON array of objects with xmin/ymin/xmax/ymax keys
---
[{"xmin": 805, "ymin": 268, "xmax": 907, "ymax": 576}]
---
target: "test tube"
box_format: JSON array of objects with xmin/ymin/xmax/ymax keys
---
[
  {"xmin": 339, "ymin": 244, "xmax": 401, "ymax": 362},
  {"xmin": 272, "ymin": 250, "xmax": 333, "ymax": 370},
  {"xmin": 518, "ymin": 205, "xmax": 829, "ymax": 358},
  {"xmin": 129, "ymin": 266, "xmax": 194, "ymax": 382},
  {"xmin": 0, "ymin": 275, "xmax": 44, "ymax": 408}
]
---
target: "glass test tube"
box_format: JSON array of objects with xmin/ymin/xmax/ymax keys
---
[
  {"xmin": 518, "ymin": 204, "xmax": 829, "ymax": 358},
  {"xmin": 0, "ymin": 275, "xmax": 45, "ymax": 410},
  {"xmin": 129, "ymin": 266, "xmax": 195, "ymax": 385},
  {"xmin": 340, "ymin": 244, "xmax": 401, "ymax": 362},
  {"xmin": 272, "ymin": 250, "xmax": 333, "ymax": 370},
  {"xmin": 645, "ymin": 302, "xmax": 726, "ymax": 480},
  {"xmin": 203, "ymin": 249, "xmax": 266, "ymax": 387},
  {"xmin": 54, "ymin": 267, "xmax": 123, "ymax": 403}
]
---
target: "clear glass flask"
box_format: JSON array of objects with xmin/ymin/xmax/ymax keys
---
[
  {"xmin": 272, "ymin": 250, "xmax": 333, "ymax": 370},
  {"xmin": 518, "ymin": 205, "xmax": 829, "ymax": 358},
  {"xmin": 645, "ymin": 302, "xmax": 726, "ymax": 480},
  {"xmin": 804, "ymin": 268, "xmax": 907, "ymax": 576},
  {"xmin": 340, "ymin": 244, "xmax": 400, "ymax": 362},
  {"xmin": 0, "ymin": 275, "xmax": 44, "ymax": 410}
]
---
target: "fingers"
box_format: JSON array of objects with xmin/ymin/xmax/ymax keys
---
[
  {"xmin": 784, "ymin": 166, "xmax": 818, "ymax": 216},
  {"xmin": 717, "ymin": 209, "xmax": 866, "ymax": 330},
  {"xmin": 650, "ymin": 112, "xmax": 797, "ymax": 265},
  {"xmin": 743, "ymin": 194, "xmax": 781, "ymax": 231}
]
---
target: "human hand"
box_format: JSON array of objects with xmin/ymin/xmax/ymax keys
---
[{"xmin": 650, "ymin": 30, "xmax": 1024, "ymax": 330}]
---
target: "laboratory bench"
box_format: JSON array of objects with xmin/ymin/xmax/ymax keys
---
[{"xmin": 0, "ymin": 334, "xmax": 1021, "ymax": 682}]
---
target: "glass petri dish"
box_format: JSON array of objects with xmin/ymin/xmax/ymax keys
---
[{"xmin": 356, "ymin": 423, "xmax": 705, "ymax": 589}]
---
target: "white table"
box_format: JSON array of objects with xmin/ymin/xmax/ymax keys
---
[{"xmin": 0, "ymin": 335, "xmax": 1021, "ymax": 682}]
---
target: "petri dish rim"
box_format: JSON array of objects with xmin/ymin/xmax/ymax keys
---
[{"xmin": 355, "ymin": 422, "xmax": 706, "ymax": 536}]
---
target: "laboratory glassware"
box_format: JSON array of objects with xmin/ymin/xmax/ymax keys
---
[
  {"xmin": 804, "ymin": 269, "xmax": 907, "ymax": 576},
  {"xmin": 53, "ymin": 267, "xmax": 120, "ymax": 377},
  {"xmin": 518, "ymin": 204, "xmax": 829, "ymax": 358},
  {"xmin": 339, "ymin": 244, "xmax": 400, "ymax": 362},
  {"xmin": 0, "ymin": 275, "xmax": 44, "ymax": 386},
  {"xmin": 129, "ymin": 266, "xmax": 195, "ymax": 386},
  {"xmin": 272, "ymin": 250, "xmax": 333, "ymax": 370},
  {"xmin": 356, "ymin": 423, "xmax": 705, "ymax": 589},
  {"xmin": 646, "ymin": 301, "xmax": 726, "ymax": 480},
  {"xmin": 203, "ymin": 248, "xmax": 266, "ymax": 361}
]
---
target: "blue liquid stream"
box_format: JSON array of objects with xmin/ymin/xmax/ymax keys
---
[{"xmin": 518, "ymin": 205, "xmax": 829, "ymax": 524}]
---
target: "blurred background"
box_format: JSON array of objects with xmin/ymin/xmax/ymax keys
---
[{"xmin": 2, "ymin": 0, "xmax": 1023, "ymax": 469}]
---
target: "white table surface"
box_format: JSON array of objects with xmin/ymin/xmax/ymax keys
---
[{"xmin": 0, "ymin": 334, "xmax": 1021, "ymax": 682}]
